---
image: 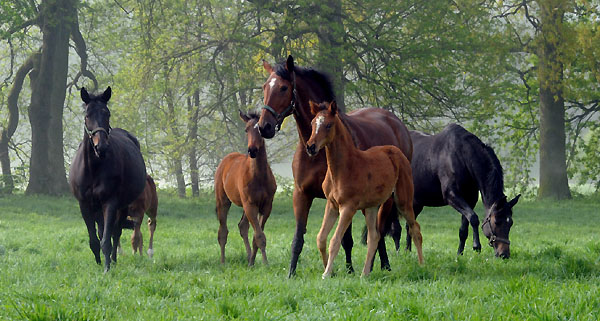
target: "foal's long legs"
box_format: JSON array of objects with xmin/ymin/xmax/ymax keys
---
[
  {"xmin": 238, "ymin": 213, "xmax": 252, "ymax": 263},
  {"xmin": 250, "ymin": 203, "xmax": 272, "ymax": 265},
  {"xmin": 147, "ymin": 201, "xmax": 158, "ymax": 258},
  {"xmin": 323, "ymin": 206, "xmax": 356, "ymax": 278},
  {"xmin": 362, "ymin": 207, "xmax": 381, "ymax": 277},
  {"xmin": 317, "ymin": 201, "xmax": 339, "ymax": 269},
  {"xmin": 216, "ymin": 198, "xmax": 231, "ymax": 264},
  {"xmin": 243, "ymin": 203, "xmax": 267, "ymax": 266}
]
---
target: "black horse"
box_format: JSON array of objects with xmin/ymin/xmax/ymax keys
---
[
  {"xmin": 69, "ymin": 87, "xmax": 147, "ymax": 272},
  {"xmin": 405, "ymin": 124, "xmax": 520, "ymax": 258}
]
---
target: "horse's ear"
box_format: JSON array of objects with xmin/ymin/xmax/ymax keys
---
[
  {"xmin": 81, "ymin": 87, "xmax": 90, "ymax": 104},
  {"xmin": 286, "ymin": 55, "xmax": 294, "ymax": 72},
  {"xmin": 508, "ymin": 194, "xmax": 521, "ymax": 209},
  {"xmin": 309, "ymin": 101, "xmax": 320, "ymax": 116},
  {"xmin": 101, "ymin": 86, "xmax": 112, "ymax": 103},
  {"xmin": 263, "ymin": 59, "xmax": 273, "ymax": 74},
  {"xmin": 239, "ymin": 109, "xmax": 250, "ymax": 123},
  {"xmin": 328, "ymin": 101, "xmax": 338, "ymax": 115}
]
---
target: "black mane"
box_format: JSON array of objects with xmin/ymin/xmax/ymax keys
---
[{"xmin": 274, "ymin": 61, "xmax": 336, "ymax": 102}]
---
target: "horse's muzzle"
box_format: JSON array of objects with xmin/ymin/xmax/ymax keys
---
[
  {"xmin": 258, "ymin": 123, "xmax": 275, "ymax": 139},
  {"xmin": 306, "ymin": 144, "xmax": 317, "ymax": 156},
  {"xmin": 248, "ymin": 148, "xmax": 258, "ymax": 158}
]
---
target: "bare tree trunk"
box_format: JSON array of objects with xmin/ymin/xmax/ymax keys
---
[
  {"xmin": 537, "ymin": 1, "xmax": 571, "ymax": 199},
  {"xmin": 188, "ymin": 91, "xmax": 200, "ymax": 197},
  {"xmin": 315, "ymin": 0, "xmax": 346, "ymax": 112},
  {"xmin": 26, "ymin": 0, "xmax": 75, "ymax": 195},
  {"xmin": 166, "ymin": 87, "xmax": 186, "ymax": 198},
  {"xmin": 0, "ymin": 54, "xmax": 37, "ymax": 194}
]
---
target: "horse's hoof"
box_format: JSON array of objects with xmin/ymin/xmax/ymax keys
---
[
  {"xmin": 473, "ymin": 245, "xmax": 482, "ymax": 252},
  {"xmin": 346, "ymin": 265, "xmax": 355, "ymax": 274},
  {"xmin": 322, "ymin": 272, "xmax": 332, "ymax": 279},
  {"xmin": 381, "ymin": 264, "xmax": 391, "ymax": 272},
  {"xmin": 147, "ymin": 248, "xmax": 154, "ymax": 258},
  {"xmin": 287, "ymin": 269, "xmax": 296, "ymax": 279}
]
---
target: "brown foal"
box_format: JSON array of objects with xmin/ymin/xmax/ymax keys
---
[
  {"xmin": 214, "ymin": 111, "xmax": 277, "ymax": 266},
  {"xmin": 126, "ymin": 175, "xmax": 158, "ymax": 257},
  {"xmin": 306, "ymin": 101, "xmax": 424, "ymax": 278}
]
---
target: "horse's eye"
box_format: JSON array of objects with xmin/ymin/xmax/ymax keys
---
[
  {"xmin": 280, "ymin": 86, "xmax": 288, "ymax": 92},
  {"xmin": 326, "ymin": 123, "xmax": 332, "ymax": 129}
]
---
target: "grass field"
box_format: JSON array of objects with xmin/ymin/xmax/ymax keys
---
[{"xmin": 0, "ymin": 192, "xmax": 599, "ymax": 320}]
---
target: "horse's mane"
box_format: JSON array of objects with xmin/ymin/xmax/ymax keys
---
[
  {"xmin": 245, "ymin": 111, "xmax": 260, "ymax": 120},
  {"xmin": 274, "ymin": 62, "xmax": 336, "ymax": 102}
]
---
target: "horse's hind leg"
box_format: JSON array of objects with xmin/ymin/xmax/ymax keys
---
[
  {"xmin": 406, "ymin": 203, "xmax": 423, "ymax": 252},
  {"xmin": 375, "ymin": 199, "xmax": 392, "ymax": 271},
  {"xmin": 147, "ymin": 214, "xmax": 157, "ymax": 258},
  {"xmin": 216, "ymin": 199, "xmax": 231, "ymax": 264},
  {"xmin": 362, "ymin": 207, "xmax": 381, "ymax": 277},
  {"xmin": 238, "ymin": 213, "xmax": 251, "ymax": 263},
  {"xmin": 132, "ymin": 218, "xmax": 143, "ymax": 256},
  {"xmin": 341, "ymin": 221, "xmax": 354, "ymax": 274},
  {"xmin": 244, "ymin": 204, "xmax": 266, "ymax": 266},
  {"xmin": 395, "ymin": 181, "xmax": 424, "ymax": 265}
]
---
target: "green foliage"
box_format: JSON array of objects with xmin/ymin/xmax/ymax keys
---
[{"xmin": 0, "ymin": 194, "xmax": 599, "ymax": 319}]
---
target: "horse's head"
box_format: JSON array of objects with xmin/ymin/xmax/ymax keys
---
[
  {"xmin": 239, "ymin": 110, "xmax": 264, "ymax": 159},
  {"xmin": 306, "ymin": 101, "xmax": 338, "ymax": 157},
  {"xmin": 258, "ymin": 55, "xmax": 297, "ymax": 139},
  {"xmin": 81, "ymin": 86, "xmax": 112, "ymax": 159},
  {"xmin": 482, "ymin": 194, "xmax": 520, "ymax": 259}
]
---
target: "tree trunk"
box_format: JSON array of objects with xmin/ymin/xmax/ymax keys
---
[
  {"xmin": 166, "ymin": 87, "xmax": 186, "ymax": 198},
  {"xmin": 188, "ymin": 91, "xmax": 200, "ymax": 197},
  {"xmin": 0, "ymin": 53, "xmax": 37, "ymax": 194},
  {"xmin": 537, "ymin": 1, "xmax": 571, "ymax": 199},
  {"xmin": 315, "ymin": 0, "xmax": 346, "ymax": 112},
  {"xmin": 26, "ymin": 0, "xmax": 75, "ymax": 195}
]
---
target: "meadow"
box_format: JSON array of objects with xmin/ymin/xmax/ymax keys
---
[{"xmin": 0, "ymin": 192, "xmax": 599, "ymax": 320}]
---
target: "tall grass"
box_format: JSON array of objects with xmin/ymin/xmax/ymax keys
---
[{"xmin": 0, "ymin": 193, "xmax": 599, "ymax": 320}]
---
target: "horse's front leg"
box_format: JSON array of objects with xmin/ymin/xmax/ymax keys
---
[
  {"xmin": 100, "ymin": 202, "xmax": 118, "ymax": 272},
  {"xmin": 316, "ymin": 201, "xmax": 339, "ymax": 269},
  {"xmin": 79, "ymin": 202, "xmax": 101, "ymax": 265},
  {"xmin": 445, "ymin": 190, "xmax": 481, "ymax": 253},
  {"xmin": 111, "ymin": 213, "xmax": 126, "ymax": 262},
  {"xmin": 289, "ymin": 189, "xmax": 314, "ymax": 278},
  {"xmin": 363, "ymin": 207, "xmax": 381, "ymax": 277},
  {"xmin": 243, "ymin": 203, "xmax": 266, "ymax": 266},
  {"xmin": 323, "ymin": 206, "xmax": 356, "ymax": 279}
]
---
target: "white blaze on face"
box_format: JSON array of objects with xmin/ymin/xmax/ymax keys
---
[
  {"xmin": 315, "ymin": 115, "xmax": 325, "ymax": 134},
  {"xmin": 269, "ymin": 78, "xmax": 277, "ymax": 89},
  {"xmin": 254, "ymin": 122, "xmax": 259, "ymax": 129}
]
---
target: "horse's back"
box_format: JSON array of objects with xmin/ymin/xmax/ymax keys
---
[
  {"xmin": 343, "ymin": 108, "xmax": 412, "ymax": 161},
  {"xmin": 215, "ymin": 152, "xmax": 247, "ymax": 205}
]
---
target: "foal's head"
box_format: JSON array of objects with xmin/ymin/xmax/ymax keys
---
[
  {"xmin": 81, "ymin": 87, "xmax": 112, "ymax": 158},
  {"xmin": 306, "ymin": 101, "xmax": 338, "ymax": 157},
  {"xmin": 482, "ymin": 194, "xmax": 520, "ymax": 259},
  {"xmin": 239, "ymin": 110, "xmax": 264, "ymax": 159}
]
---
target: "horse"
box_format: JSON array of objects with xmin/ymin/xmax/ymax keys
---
[
  {"xmin": 214, "ymin": 111, "xmax": 277, "ymax": 266},
  {"xmin": 69, "ymin": 87, "xmax": 147, "ymax": 272},
  {"xmin": 257, "ymin": 55, "xmax": 411, "ymax": 277},
  {"xmin": 306, "ymin": 101, "xmax": 423, "ymax": 278},
  {"xmin": 125, "ymin": 175, "xmax": 158, "ymax": 257},
  {"xmin": 402, "ymin": 124, "xmax": 520, "ymax": 258}
]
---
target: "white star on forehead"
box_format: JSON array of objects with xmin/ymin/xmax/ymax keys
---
[
  {"xmin": 315, "ymin": 115, "xmax": 325, "ymax": 134},
  {"xmin": 254, "ymin": 122, "xmax": 259, "ymax": 129},
  {"xmin": 269, "ymin": 78, "xmax": 277, "ymax": 88}
]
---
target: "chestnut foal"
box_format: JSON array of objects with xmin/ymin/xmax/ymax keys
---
[
  {"xmin": 214, "ymin": 111, "xmax": 277, "ymax": 266},
  {"xmin": 127, "ymin": 175, "xmax": 158, "ymax": 257},
  {"xmin": 306, "ymin": 101, "xmax": 424, "ymax": 278}
]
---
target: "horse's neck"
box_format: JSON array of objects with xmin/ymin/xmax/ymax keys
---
[
  {"xmin": 470, "ymin": 150, "xmax": 505, "ymax": 209},
  {"xmin": 294, "ymin": 80, "xmax": 323, "ymax": 145},
  {"xmin": 325, "ymin": 117, "xmax": 357, "ymax": 182},
  {"xmin": 248, "ymin": 145, "xmax": 269, "ymax": 177}
]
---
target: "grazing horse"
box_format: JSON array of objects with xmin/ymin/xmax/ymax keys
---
[
  {"xmin": 214, "ymin": 111, "xmax": 277, "ymax": 266},
  {"xmin": 257, "ymin": 55, "xmax": 412, "ymax": 277},
  {"xmin": 404, "ymin": 124, "xmax": 520, "ymax": 258},
  {"xmin": 69, "ymin": 87, "xmax": 147, "ymax": 272},
  {"xmin": 126, "ymin": 175, "xmax": 158, "ymax": 257},
  {"xmin": 306, "ymin": 101, "xmax": 423, "ymax": 278}
]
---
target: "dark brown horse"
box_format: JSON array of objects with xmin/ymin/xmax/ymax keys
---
[
  {"xmin": 69, "ymin": 87, "xmax": 147, "ymax": 272},
  {"xmin": 257, "ymin": 56, "xmax": 412, "ymax": 277},
  {"xmin": 126, "ymin": 175, "xmax": 158, "ymax": 257},
  {"xmin": 214, "ymin": 111, "xmax": 277, "ymax": 266},
  {"xmin": 306, "ymin": 101, "xmax": 423, "ymax": 278}
]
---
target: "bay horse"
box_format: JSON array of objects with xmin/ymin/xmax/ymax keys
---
[
  {"xmin": 257, "ymin": 55, "xmax": 411, "ymax": 277},
  {"xmin": 125, "ymin": 175, "xmax": 158, "ymax": 257},
  {"xmin": 214, "ymin": 111, "xmax": 277, "ymax": 266},
  {"xmin": 69, "ymin": 87, "xmax": 147, "ymax": 272},
  {"xmin": 403, "ymin": 124, "xmax": 520, "ymax": 258},
  {"xmin": 306, "ymin": 101, "xmax": 423, "ymax": 278}
]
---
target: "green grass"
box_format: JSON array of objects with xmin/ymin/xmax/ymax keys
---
[{"xmin": 0, "ymin": 193, "xmax": 599, "ymax": 320}]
